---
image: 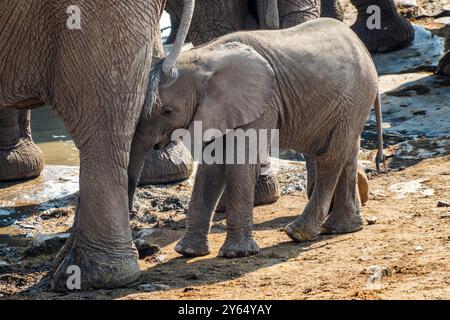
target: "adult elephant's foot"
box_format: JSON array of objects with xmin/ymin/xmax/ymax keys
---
[
  {"xmin": 219, "ymin": 236, "xmax": 259, "ymax": 258},
  {"xmin": 0, "ymin": 110, "xmax": 44, "ymax": 181},
  {"xmin": 52, "ymin": 234, "xmax": 140, "ymax": 291},
  {"xmin": 139, "ymin": 140, "xmax": 193, "ymax": 185},
  {"xmin": 351, "ymin": 0, "xmax": 415, "ymax": 53},
  {"xmin": 174, "ymin": 235, "xmax": 211, "ymax": 257},
  {"xmin": 320, "ymin": 211, "xmax": 364, "ymax": 234},
  {"xmin": 0, "ymin": 138, "xmax": 45, "ymax": 181},
  {"xmin": 215, "ymin": 171, "xmax": 280, "ymax": 213},
  {"xmin": 321, "ymin": 0, "xmax": 344, "ymax": 21},
  {"xmin": 437, "ymin": 51, "xmax": 450, "ymax": 76},
  {"xmin": 285, "ymin": 216, "xmax": 321, "ymax": 242}
]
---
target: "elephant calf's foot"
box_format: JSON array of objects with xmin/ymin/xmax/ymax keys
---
[
  {"xmin": 320, "ymin": 211, "xmax": 364, "ymax": 235},
  {"xmin": 175, "ymin": 236, "xmax": 211, "ymax": 257},
  {"xmin": 285, "ymin": 216, "xmax": 321, "ymax": 242},
  {"xmin": 219, "ymin": 236, "xmax": 260, "ymax": 258},
  {"xmin": 52, "ymin": 241, "xmax": 140, "ymax": 291}
]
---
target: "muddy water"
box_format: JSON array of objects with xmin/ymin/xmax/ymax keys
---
[{"xmin": 31, "ymin": 107, "xmax": 79, "ymax": 166}]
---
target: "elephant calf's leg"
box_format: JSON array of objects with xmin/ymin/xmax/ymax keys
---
[
  {"xmin": 321, "ymin": 141, "xmax": 364, "ymax": 234},
  {"xmin": 285, "ymin": 146, "xmax": 346, "ymax": 242},
  {"xmin": 175, "ymin": 164, "xmax": 225, "ymax": 257},
  {"xmin": 219, "ymin": 165, "xmax": 260, "ymax": 258}
]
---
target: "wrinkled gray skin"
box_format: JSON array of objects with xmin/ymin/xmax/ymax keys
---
[
  {"xmin": 166, "ymin": 0, "xmax": 321, "ymax": 46},
  {"xmin": 167, "ymin": 0, "xmax": 415, "ymax": 53},
  {"xmin": 129, "ymin": 18, "xmax": 384, "ymax": 258},
  {"xmin": 0, "ymin": 0, "xmax": 194, "ymax": 290}
]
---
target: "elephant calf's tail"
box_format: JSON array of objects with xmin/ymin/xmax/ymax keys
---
[{"xmin": 374, "ymin": 91, "xmax": 385, "ymax": 174}]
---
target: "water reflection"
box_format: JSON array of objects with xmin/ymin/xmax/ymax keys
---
[{"xmin": 31, "ymin": 107, "xmax": 79, "ymax": 166}]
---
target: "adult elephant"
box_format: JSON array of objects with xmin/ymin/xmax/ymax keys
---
[
  {"xmin": 166, "ymin": 0, "xmax": 415, "ymax": 52},
  {"xmin": 0, "ymin": 0, "xmax": 194, "ymax": 290},
  {"xmin": 165, "ymin": 0, "xmax": 321, "ymax": 46}
]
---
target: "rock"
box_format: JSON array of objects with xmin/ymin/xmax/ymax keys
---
[
  {"xmin": 40, "ymin": 208, "xmax": 72, "ymax": 220},
  {"xmin": 0, "ymin": 260, "xmax": 9, "ymax": 270},
  {"xmin": 133, "ymin": 239, "xmax": 161, "ymax": 260},
  {"xmin": 153, "ymin": 255, "xmax": 166, "ymax": 263},
  {"xmin": 437, "ymin": 200, "xmax": 450, "ymax": 208},
  {"xmin": 150, "ymin": 195, "xmax": 187, "ymax": 213},
  {"xmin": 440, "ymin": 211, "xmax": 450, "ymax": 219},
  {"xmin": 138, "ymin": 283, "xmax": 170, "ymax": 292},
  {"xmin": 395, "ymin": 0, "xmax": 417, "ymax": 8},
  {"xmin": 414, "ymin": 245, "xmax": 424, "ymax": 252},
  {"xmin": 133, "ymin": 228, "xmax": 156, "ymax": 239},
  {"xmin": 24, "ymin": 233, "xmax": 70, "ymax": 257},
  {"xmin": 366, "ymin": 216, "xmax": 378, "ymax": 225},
  {"xmin": 366, "ymin": 265, "xmax": 391, "ymax": 288},
  {"xmin": 17, "ymin": 223, "xmax": 36, "ymax": 230}
]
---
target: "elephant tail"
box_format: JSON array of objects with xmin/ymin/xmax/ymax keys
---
[{"xmin": 374, "ymin": 90, "xmax": 385, "ymax": 174}]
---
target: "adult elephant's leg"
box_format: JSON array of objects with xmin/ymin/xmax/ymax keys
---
[
  {"xmin": 0, "ymin": 110, "xmax": 44, "ymax": 181},
  {"xmin": 321, "ymin": 0, "xmax": 344, "ymax": 21},
  {"xmin": 175, "ymin": 163, "xmax": 226, "ymax": 257},
  {"xmin": 50, "ymin": 3, "xmax": 160, "ymax": 290},
  {"xmin": 219, "ymin": 164, "xmax": 260, "ymax": 258},
  {"xmin": 279, "ymin": 0, "xmax": 321, "ymax": 27},
  {"xmin": 351, "ymin": 0, "xmax": 414, "ymax": 53},
  {"xmin": 321, "ymin": 140, "xmax": 364, "ymax": 234},
  {"xmin": 52, "ymin": 123, "xmax": 142, "ymax": 290}
]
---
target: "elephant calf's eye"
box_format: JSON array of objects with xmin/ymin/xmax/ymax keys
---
[{"xmin": 161, "ymin": 107, "xmax": 173, "ymax": 116}]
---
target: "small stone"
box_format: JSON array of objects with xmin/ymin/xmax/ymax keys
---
[
  {"xmin": 366, "ymin": 216, "xmax": 378, "ymax": 225},
  {"xmin": 24, "ymin": 233, "xmax": 70, "ymax": 257},
  {"xmin": 154, "ymin": 254, "xmax": 166, "ymax": 263},
  {"xmin": 139, "ymin": 283, "xmax": 170, "ymax": 292},
  {"xmin": 302, "ymin": 288, "xmax": 312, "ymax": 294},
  {"xmin": 437, "ymin": 201, "xmax": 450, "ymax": 208},
  {"xmin": 40, "ymin": 208, "xmax": 72, "ymax": 220},
  {"xmin": 138, "ymin": 283, "xmax": 157, "ymax": 292},
  {"xmin": 133, "ymin": 239, "xmax": 161, "ymax": 260},
  {"xmin": 17, "ymin": 223, "xmax": 36, "ymax": 230},
  {"xmin": 183, "ymin": 287, "xmax": 195, "ymax": 293},
  {"xmin": 133, "ymin": 228, "xmax": 156, "ymax": 239},
  {"xmin": 440, "ymin": 211, "xmax": 450, "ymax": 219},
  {"xmin": 0, "ymin": 260, "xmax": 9, "ymax": 267},
  {"xmin": 366, "ymin": 265, "xmax": 391, "ymax": 277},
  {"xmin": 414, "ymin": 245, "xmax": 424, "ymax": 252}
]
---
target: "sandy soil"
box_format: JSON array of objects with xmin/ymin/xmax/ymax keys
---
[{"xmin": 0, "ymin": 2, "xmax": 449, "ymax": 300}]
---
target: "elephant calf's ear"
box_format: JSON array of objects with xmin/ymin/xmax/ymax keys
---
[{"xmin": 189, "ymin": 42, "xmax": 276, "ymax": 137}]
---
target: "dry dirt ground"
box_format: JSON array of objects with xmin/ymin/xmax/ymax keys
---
[{"xmin": 1, "ymin": 1, "xmax": 450, "ymax": 300}]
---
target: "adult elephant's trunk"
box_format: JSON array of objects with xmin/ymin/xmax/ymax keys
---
[
  {"xmin": 162, "ymin": 0, "xmax": 195, "ymax": 80},
  {"xmin": 257, "ymin": 0, "xmax": 280, "ymax": 29}
]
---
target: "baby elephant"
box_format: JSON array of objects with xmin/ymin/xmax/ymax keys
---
[{"xmin": 128, "ymin": 18, "xmax": 384, "ymax": 258}]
